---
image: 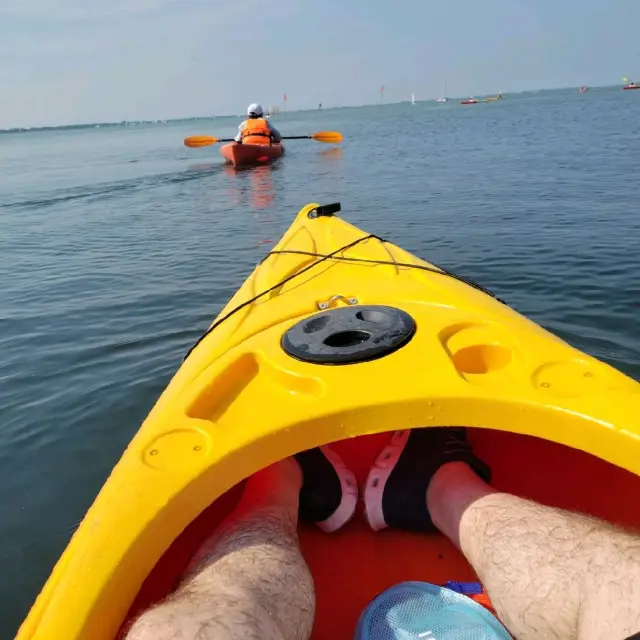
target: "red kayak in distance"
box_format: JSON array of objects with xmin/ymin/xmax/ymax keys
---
[
  {"xmin": 623, "ymin": 83, "xmax": 640, "ymax": 90},
  {"xmin": 461, "ymin": 98, "xmax": 479, "ymax": 104},
  {"xmin": 220, "ymin": 142, "xmax": 285, "ymax": 168}
]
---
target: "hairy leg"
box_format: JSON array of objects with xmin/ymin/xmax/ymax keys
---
[
  {"xmin": 428, "ymin": 462, "xmax": 640, "ymax": 640},
  {"xmin": 126, "ymin": 459, "xmax": 314, "ymax": 640}
]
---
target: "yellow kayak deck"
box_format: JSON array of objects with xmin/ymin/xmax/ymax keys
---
[{"xmin": 19, "ymin": 203, "xmax": 640, "ymax": 640}]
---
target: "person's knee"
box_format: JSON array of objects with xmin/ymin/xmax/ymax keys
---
[
  {"xmin": 125, "ymin": 606, "xmax": 240, "ymax": 640},
  {"xmin": 125, "ymin": 587, "xmax": 290, "ymax": 640},
  {"xmin": 576, "ymin": 529, "xmax": 640, "ymax": 639},
  {"xmin": 125, "ymin": 607, "xmax": 178, "ymax": 640}
]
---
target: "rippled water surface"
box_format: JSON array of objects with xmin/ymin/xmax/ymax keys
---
[{"xmin": 2, "ymin": 88, "xmax": 639, "ymax": 636}]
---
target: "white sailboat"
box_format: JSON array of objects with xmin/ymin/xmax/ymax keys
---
[
  {"xmin": 436, "ymin": 79, "xmax": 449, "ymax": 103},
  {"xmin": 411, "ymin": 93, "xmax": 417, "ymax": 105}
]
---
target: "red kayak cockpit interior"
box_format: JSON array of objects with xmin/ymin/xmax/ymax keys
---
[{"xmin": 119, "ymin": 428, "xmax": 640, "ymax": 639}]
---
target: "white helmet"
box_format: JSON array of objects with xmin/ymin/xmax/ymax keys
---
[{"xmin": 247, "ymin": 103, "xmax": 264, "ymax": 117}]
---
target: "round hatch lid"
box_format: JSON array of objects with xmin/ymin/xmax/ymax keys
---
[{"xmin": 281, "ymin": 305, "xmax": 416, "ymax": 365}]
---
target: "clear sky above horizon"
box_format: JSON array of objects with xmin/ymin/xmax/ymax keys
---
[{"xmin": 1, "ymin": 0, "xmax": 639, "ymax": 128}]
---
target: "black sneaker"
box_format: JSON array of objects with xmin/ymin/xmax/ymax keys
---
[
  {"xmin": 295, "ymin": 446, "xmax": 358, "ymax": 532},
  {"xmin": 364, "ymin": 428, "xmax": 491, "ymax": 532}
]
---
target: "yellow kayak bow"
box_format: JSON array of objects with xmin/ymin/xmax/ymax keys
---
[{"xmin": 19, "ymin": 202, "xmax": 640, "ymax": 640}]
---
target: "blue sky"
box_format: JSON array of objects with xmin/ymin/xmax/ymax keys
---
[{"xmin": 1, "ymin": 0, "xmax": 639, "ymax": 128}]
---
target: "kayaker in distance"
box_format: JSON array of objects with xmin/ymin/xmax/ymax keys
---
[
  {"xmin": 234, "ymin": 103, "xmax": 282, "ymax": 144},
  {"xmin": 126, "ymin": 429, "xmax": 640, "ymax": 640}
]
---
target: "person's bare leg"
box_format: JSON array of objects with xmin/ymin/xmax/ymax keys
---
[
  {"xmin": 429, "ymin": 461, "xmax": 640, "ymax": 640},
  {"xmin": 126, "ymin": 459, "xmax": 314, "ymax": 640}
]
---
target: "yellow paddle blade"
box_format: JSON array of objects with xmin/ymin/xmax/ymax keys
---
[
  {"xmin": 184, "ymin": 135, "xmax": 218, "ymax": 148},
  {"xmin": 311, "ymin": 131, "xmax": 343, "ymax": 144}
]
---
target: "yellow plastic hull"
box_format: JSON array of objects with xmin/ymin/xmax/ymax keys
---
[{"xmin": 18, "ymin": 203, "xmax": 640, "ymax": 640}]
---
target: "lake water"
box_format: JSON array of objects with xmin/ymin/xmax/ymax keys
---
[{"xmin": 1, "ymin": 87, "xmax": 639, "ymax": 637}]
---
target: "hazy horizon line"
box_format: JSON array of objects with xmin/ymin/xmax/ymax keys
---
[{"xmin": 0, "ymin": 82, "xmax": 626, "ymax": 134}]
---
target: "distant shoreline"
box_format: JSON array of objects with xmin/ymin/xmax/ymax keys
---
[
  {"xmin": 0, "ymin": 84, "xmax": 623, "ymax": 133},
  {"xmin": 0, "ymin": 117, "xmax": 215, "ymax": 135}
]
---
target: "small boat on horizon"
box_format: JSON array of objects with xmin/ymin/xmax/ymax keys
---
[
  {"xmin": 481, "ymin": 93, "xmax": 504, "ymax": 103},
  {"xmin": 622, "ymin": 78, "xmax": 640, "ymax": 90},
  {"xmin": 411, "ymin": 93, "xmax": 417, "ymax": 105},
  {"xmin": 436, "ymin": 79, "xmax": 449, "ymax": 103},
  {"xmin": 579, "ymin": 86, "xmax": 589, "ymax": 93},
  {"xmin": 461, "ymin": 97, "xmax": 479, "ymax": 105}
]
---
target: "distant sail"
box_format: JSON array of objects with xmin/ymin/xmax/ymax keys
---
[
  {"xmin": 436, "ymin": 78, "xmax": 449, "ymax": 102},
  {"xmin": 411, "ymin": 93, "xmax": 417, "ymax": 105}
]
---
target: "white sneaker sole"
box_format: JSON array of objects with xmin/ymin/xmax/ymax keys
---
[
  {"xmin": 364, "ymin": 430, "xmax": 411, "ymax": 531},
  {"xmin": 316, "ymin": 446, "xmax": 358, "ymax": 533}
]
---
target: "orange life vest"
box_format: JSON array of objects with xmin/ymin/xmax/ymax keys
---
[{"xmin": 241, "ymin": 118, "xmax": 272, "ymax": 145}]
